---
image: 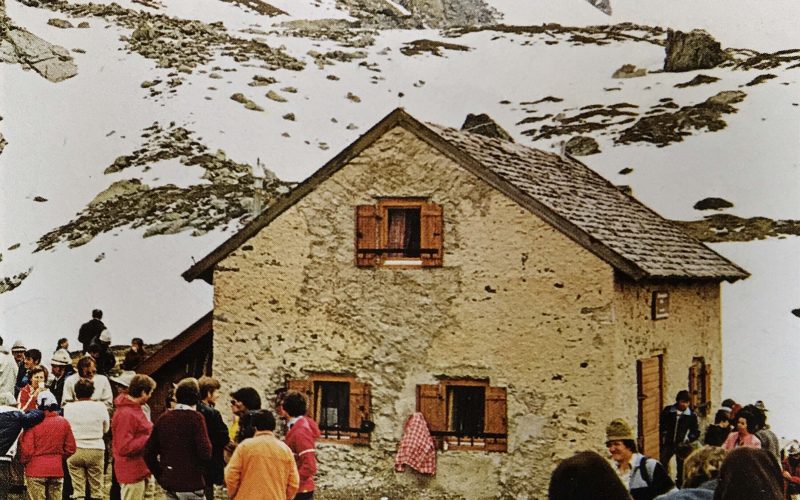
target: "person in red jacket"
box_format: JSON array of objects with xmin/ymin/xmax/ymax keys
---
[
  {"xmin": 19, "ymin": 392, "xmax": 76, "ymax": 500},
  {"xmin": 144, "ymin": 378, "xmax": 212, "ymax": 499},
  {"xmin": 112, "ymin": 374, "xmax": 156, "ymax": 499},
  {"xmin": 280, "ymin": 391, "xmax": 321, "ymax": 500}
]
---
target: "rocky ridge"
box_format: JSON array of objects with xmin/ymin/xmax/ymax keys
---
[
  {"xmin": 0, "ymin": 14, "xmax": 78, "ymax": 82},
  {"xmin": 35, "ymin": 122, "xmax": 294, "ymax": 252}
]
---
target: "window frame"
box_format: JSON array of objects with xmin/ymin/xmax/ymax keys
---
[
  {"xmin": 355, "ymin": 198, "xmax": 443, "ymax": 268},
  {"xmin": 287, "ymin": 373, "xmax": 372, "ymax": 445},
  {"xmin": 416, "ymin": 378, "xmax": 508, "ymax": 452}
]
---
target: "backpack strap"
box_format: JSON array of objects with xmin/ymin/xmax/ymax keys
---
[{"xmin": 638, "ymin": 456, "xmax": 652, "ymax": 487}]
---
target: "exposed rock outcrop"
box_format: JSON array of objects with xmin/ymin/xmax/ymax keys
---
[
  {"xmin": 564, "ymin": 136, "xmax": 600, "ymax": 156},
  {"xmin": 694, "ymin": 197, "xmax": 733, "ymax": 210},
  {"xmin": 664, "ymin": 29, "xmax": 727, "ymax": 72},
  {"xmin": 461, "ymin": 113, "xmax": 513, "ymax": 142},
  {"xmin": 0, "ymin": 20, "xmax": 77, "ymax": 82},
  {"xmin": 676, "ymin": 214, "xmax": 800, "ymax": 242},
  {"xmin": 612, "ymin": 63, "xmax": 646, "ymax": 78}
]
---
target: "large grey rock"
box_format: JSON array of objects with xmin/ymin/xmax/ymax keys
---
[
  {"xmin": 461, "ymin": 113, "xmax": 514, "ymax": 142},
  {"xmin": 664, "ymin": 29, "xmax": 727, "ymax": 72},
  {"xmin": 565, "ymin": 136, "xmax": 600, "ymax": 156},
  {"xmin": 6, "ymin": 26, "xmax": 77, "ymax": 82}
]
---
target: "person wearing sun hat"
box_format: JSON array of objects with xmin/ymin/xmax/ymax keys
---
[{"xmin": 605, "ymin": 418, "xmax": 675, "ymax": 500}]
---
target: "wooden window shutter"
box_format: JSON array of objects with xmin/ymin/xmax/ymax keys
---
[
  {"xmin": 355, "ymin": 205, "xmax": 379, "ymax": 267},
  {"xmin": 688, "ymin": 365, "xmax": 698, "ymax": 409},
  {"xmin": 348, "ymin": 381, "xmax": 371, "ymax": 430},
  {"xmin": 484, "ymin": 386, "xmax": 508, "ymax": 452},
  {"xmin": 420, "ymin": 202, "xmax": 443, "ymax": 267},
  {"xmin": 416, "ymin": 384, "xmax": 446, "ymax": 433},
  {"xmin": 703, "ymin": 366, "xmax": 712, "ymax": 411}
]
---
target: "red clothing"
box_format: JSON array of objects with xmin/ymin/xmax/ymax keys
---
[
  {"xmin": 284, "ymin": 416, "xmax": 320, "ymax": 494},
  {"xmin": 395, "ymin": 412, "xmax": 437, "ymax": 475},
  {"xmin": 19, "ymin": 411, "xmax": 76, "ymax": 477},
  {"xmin": 17, "ymin": 385, "xmax": 37, "ymax": 411},
  {"xmin": 112, "ymin": 395, "xmax": 153, "ymax": 484},
  {"xmin": 144, "ymin": 408, "xmax": 213, "ymax": 492}
]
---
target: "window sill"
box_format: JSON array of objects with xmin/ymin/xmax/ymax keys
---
[{"xmin": 382, "ymin": 259, "xmax": 423, "ymax": 266}]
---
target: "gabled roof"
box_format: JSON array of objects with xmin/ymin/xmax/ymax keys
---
[
  {"xmin": 183, "ymin": 108, "xmax": 748, "ymax": 283},
  {"xmin": 136, "ymin": 311, "xmax": 212, "ymax": 376}
]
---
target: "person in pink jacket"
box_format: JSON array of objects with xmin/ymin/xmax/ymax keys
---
[
  {"xmin": 19, "ymin": 392, "xmax": 76, "ymax": 500},
  {"xmin": 722, "ymin": 408, "xmax": 762, "ymax": 451},
  {"xmin": 112, "ymin": 374, "xmax": 156, "ymax": 499},
  {"xmin": 280, "ymin": 391, "xmax": 320, "ymax": 500}
]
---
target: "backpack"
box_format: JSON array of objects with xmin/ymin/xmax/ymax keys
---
[{"xmin": 638, "ymin": 456, "xmax": 652, "ymax": 487}]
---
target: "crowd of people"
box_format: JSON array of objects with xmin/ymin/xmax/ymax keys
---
[
  {"xmin": 549, "ymin": 390, "xmax": 800, "ymax": 500},
  {"xmin": 0, "ymin": 309, "xmax": 320, "ymax": 500},
  {"xmin": 2, "ymin": 308, "xmax": 797, "ymax": 500}
]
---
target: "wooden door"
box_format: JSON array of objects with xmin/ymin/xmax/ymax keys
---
[{"xmin": 637, "ymin": 355, "xmax": 663, "ymax": 457}]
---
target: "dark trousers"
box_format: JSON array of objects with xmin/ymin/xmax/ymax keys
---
[
  {"xmin": 660, "ymin": 445, "xmax": 685, "ymax": 487},
  {"xmin": 295, "ymin": 492, "xmax": 314, "ymax": 500}
]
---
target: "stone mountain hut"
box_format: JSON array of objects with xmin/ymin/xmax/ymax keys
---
[{"xmin": 181, "ymin": 108, "xmax": 748, "ymax": 498}]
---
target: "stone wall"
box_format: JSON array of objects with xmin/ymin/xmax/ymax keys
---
[{"xmin": 212, "ymin": 125, "xmax": 722, "ymax": 498}]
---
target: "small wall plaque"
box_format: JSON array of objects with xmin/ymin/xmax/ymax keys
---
[{"xmin": 652, "ymin": 291, "xmax": 669, "ymax": 320}]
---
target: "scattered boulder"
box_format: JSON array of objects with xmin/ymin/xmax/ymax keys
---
[
  {"xmin": 694, "ymin": 197, "xmax": 734, "ymax": 210},
  {"xmin": 400, "ymin": 39, "xmax": 471, "ymax": 57},
  {"xmin": 461, "ymin": 113, "xmax": 514, "ymax": 142},
  {"xmin": 565, "ymin": 136, "xmax": 600, "ymax": 156},
  {"xmin": 612, "ymin": 64, "xmax": 646, "ymax": 78},
  {"xmin": 230, "ymin": 93, "xmax": 263, "ymax": 111},
  {"xmin": 266, "ymin": 90, "xmax": 286, "ymax": 102},
  {"xmin": 664, "ymin": 29, "xmax": 727, "ymax": 72},
  {"xmin": 618, "ymin": 167, "xmax": 633, "ymax": 175},
  {"xmin": 745, "ymin": 74, "xmax": 777, "ymax": 86},
  {"xmin": 33, "ymin": 196, "xmax": 48, "ymax": 202},
  {"xmin": 346, "ymin": 92, "xmax": 361, "ymax": 103},
  {"xmin": 47, "ymin": 18, "xmax": 74, "ymax": 29},
  {"xmin": 674, "ymin": 74, "xmax": 720, "ymax": 88},
  {"xmin": 792, "ymin": 309, "xmax": 800, "ymax": 318},
  {"xmin": 282, "ymin": 113, "xmax": 295, "ymax": 121},
  {"xmin": 77, "ymin": 22, "xmax": 90, "ymax": 28},
  {"xmin": 89, "ymin": 179, "xmax": 149, "ymax": 206}
]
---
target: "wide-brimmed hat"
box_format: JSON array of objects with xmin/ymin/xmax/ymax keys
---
[
  {"xmin": 111, "ymin": 370, "xmax": 136, "ymax": 387},
  {"xmin": 754, "ymin": 400, "xmax": 768, "ymax": 412},
  {"xmin": 11, "ymin": 340, "xmax": 26, "ymax": 352},
  {"xmin": 51, "ymin": 349, "xmax": 72, "ymax": 366},
  {"xmin": 606, "ymin": 418, "xmax": 635, "ymax": 442}
]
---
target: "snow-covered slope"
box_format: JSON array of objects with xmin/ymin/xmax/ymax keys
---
[{"xmin": 1, "ymin": 0, "xmax": 798, "ymax": 438}]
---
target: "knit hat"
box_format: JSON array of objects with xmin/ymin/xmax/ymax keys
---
[
  {"xmin": 111, "ymin": 370, "xmax": 136, "ymax": 387},
  {"xmin": 51, "ymin": 349, "xmax": 72, "ymax": 366},
  {"xmin": 99, "ymin": 329, "xmax": 111, "ymax": 344},
  {"xmin": 605, "ymin": 418, "xmax": 635, "ymax": 442},
  {"xmin": 11, "ymin": 340, "xmax": 26, "ymax": 352}
]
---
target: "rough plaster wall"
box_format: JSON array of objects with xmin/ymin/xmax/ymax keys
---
[
  {"xmin": 610, "ymin": 279, "xmax": 722, "ymax": 428},
  {"xmin": 211, "ymin": 126, "xmax": 720, "ymax": 498}
]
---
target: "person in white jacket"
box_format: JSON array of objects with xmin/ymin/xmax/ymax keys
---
[
  {"xmin": 62, "ymin": 356, "xmax": 113, "ymax": 409},
  {"xmin": 63, "ymin": 378, "xmax": 110, "ymax": 500},
  {"xmin": 0, "ymin": 338, "xmax": 19, "ymax": 397}
]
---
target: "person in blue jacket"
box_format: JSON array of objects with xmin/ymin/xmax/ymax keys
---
[{"xmin": 0, "ymin": 391, "xmax": 45, "ymax": 499}]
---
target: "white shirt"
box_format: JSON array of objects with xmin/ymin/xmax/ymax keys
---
[
  {"xmin": 62, "ymin": 373, "xmax": 113, "ymax": 409},
  {"xmin": 0, "ymin": 351, "xmax": 18, "ymax": 399},
  {"xmin": 63, "ymin": 400, "xmax": 109, "ymax": 449}
]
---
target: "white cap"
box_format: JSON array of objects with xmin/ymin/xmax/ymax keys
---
[
  {"xmin": 37, "ymin": 390, "xmax": 58, "ymax": 408},
  {"xmin": 111, "ymin": 370, "xmax": 136, "ymax": 387},
  {"xmin": 51, "ymin": 349, "xmax": 72, "ymax": 366},
  {"xmin": 11, "ymin": 340, "xmax": 26, "ymax": 352},
  {"xmin": 99, "ymin": 329, "xmax": 111, "ymax": 344}
]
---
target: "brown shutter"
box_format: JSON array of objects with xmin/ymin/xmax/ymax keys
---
[
  {"xmin": 688, "ymin": 365, "xmax": 698, "ymax": 409},
  {"xmin": 348, "ymin": 381, "xmax": 371, "ymax": 430},
  {"xmin": 355, "ymin": 205, "xmax": 379, "ymax": 267},
  {"xmin": 484, "ymin": 386, "xmax": 508, "ymax": 452},
  {"xmin": 287, "ymin": 379, "xmax": 314, "ymax": 417},
  {"xmin": 703, "ymin": 366, "xmax": 712, "ymax": 412},
  {"xmin": 416, "ymin": 384, "xmax": 446, "ymax": 432},
  {"xmin": 420, "ymin": 202, "xmax": 443, "ymax": 267}
]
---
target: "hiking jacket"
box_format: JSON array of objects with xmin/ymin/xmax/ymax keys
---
[
  {"xmin": 144, "ymin": 407, "xmax": 212, "ymax": 493},
  {"xmin": 225, "ymin": 430, "xmax": 299, "ymax": 500},
  {"xmin": 0, "ymin": 406, "xmax": 44, "ymax": 455},
  {"xmin": 198, "ymin": 401, "xmax": 229, "ymax": 486},
  {"xmin": 112, "ymin": 395, "xmax": 153, "ymax": 484},
  {"xmin": 284, "ymin": 416, "xmax": 321, "ymax": 494},
  {"xmin": 19, "ymin": 410, "xmax": 76, "ymax": 477}
]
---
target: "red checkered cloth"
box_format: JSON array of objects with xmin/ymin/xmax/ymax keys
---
[{"xmin": 394, "ymin": 412, "xmax": 436, "ymax": 475}]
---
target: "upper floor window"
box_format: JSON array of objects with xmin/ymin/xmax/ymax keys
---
[
  {"xmin": 288, "ymin": 374, "xmax": 372, "ymax": 445},
  {"xmin": 355, "ymin": 198, "xmax": 443, "ymax": 268},
  {"xmin": 416, "ymin": 379, "xmax": 507, "ymax": 452}
]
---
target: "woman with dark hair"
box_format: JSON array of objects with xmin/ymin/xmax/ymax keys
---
[
  {"xmin": 55, "ymin": 338, "xmax": 69, "ymax": 353},
  {"xmin": 549, "ymin": 451, "xmax": 632, "ymax": 500},
  {"xmin": 121, "ymin": 338, "xmax": 146, "ymax": 371},
  {"xmin": 704, "ymin": 410, "xmax": 733, "ymax": 447},
  {"xmin": 17, "ymin": 365, "xmax": 51, "ymax": 412},
  {"xmin": 713, "ymin": 448, "xmax": 783, "ymax": 500},
  {"xmin": 722, "ymin": 409, "xmax": 761, "ymax": 450}
]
